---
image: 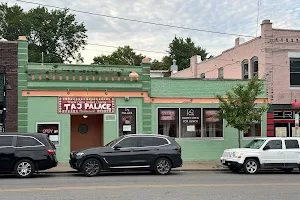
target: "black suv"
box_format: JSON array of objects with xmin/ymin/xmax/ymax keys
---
[
  {"xmin": 70, "ymin": 134, "xmax": 182, "ymax": 177},
  {"xmin": 0, "ymin": 133, "xmax": 58, "ymax": 178}
]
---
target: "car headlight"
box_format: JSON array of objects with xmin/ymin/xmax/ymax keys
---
[
  {"xmin": 235, "ymin": 152, "xmax": 243, "ymax": 158},
  {"xmin": 76, "ymin": 152, "xmax": 84, "ymax": 157}
]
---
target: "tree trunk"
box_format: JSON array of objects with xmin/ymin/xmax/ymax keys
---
[{"xmin": 238, "ymin": 130, "xmax": 241, "ymax": 148}]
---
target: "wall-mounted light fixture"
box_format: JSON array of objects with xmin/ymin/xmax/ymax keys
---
[{"xmin": 83, "ymin": 115, "xmax": 88, "ymax": 119}]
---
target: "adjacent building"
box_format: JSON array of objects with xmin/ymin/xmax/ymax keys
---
[
  {"xmin": 0, "ymin": 38, "xmax": 18, "ymax": 132},
  {"xmin": 171, "ymin": 19, "xmax": 300, "ymax": 138},
  {"xmin": 17, "ymin": 36, "xmax": 268, "ymax": 162}
]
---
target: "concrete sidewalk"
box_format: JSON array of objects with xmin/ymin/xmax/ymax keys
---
[{"xmin": 43, "ymin": 161, "xmax": 227, "ymax": 173}]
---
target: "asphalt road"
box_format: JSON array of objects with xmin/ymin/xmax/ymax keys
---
[{"xmin": 1, "ymin": 170, "xmax": 300, "ymax": 200}]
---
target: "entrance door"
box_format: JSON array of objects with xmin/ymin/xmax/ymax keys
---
[{"xmin": 71, "ymin": 114, "xmax": 103, "ymax": 151}]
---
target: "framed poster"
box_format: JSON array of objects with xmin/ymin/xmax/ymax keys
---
[
  {"xmin": 36, "ymin": 122, "xmax": 60, "ymax": 146},
  {"xmin": 118, "ymin": 108, "xmax": 136, "ymax": 136}
]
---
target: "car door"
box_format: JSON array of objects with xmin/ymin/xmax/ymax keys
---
[
  {"xmin": 260, "ymin": 139, "xmax": 285, "ymax": 168},
  {"xmin": 283, "ymin": 139, "xmax": 300, "ymax": 167},
  {"xmin": 0, "ymin": 135, "xmax": 15, "ymax": 172},
  {"xmin": 105, "ymin": 136, "xmax": 140, "ymax": 168},
  {"xmin": 132, "ymin": 136, "xmax": 156, "ymax": 166}
]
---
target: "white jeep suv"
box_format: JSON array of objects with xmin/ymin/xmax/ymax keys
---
[{"xmin": 220, "ymin": 137, "xmax": 300, "ymax": 174}]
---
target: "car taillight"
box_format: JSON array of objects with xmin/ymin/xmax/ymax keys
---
[
  {"xmin": 47, "ymin": 149, "xmax": 56, "ymax": 155},
  {"xmin": 176, "ymin": 146, "xmax": 181, "ymax": 154}
]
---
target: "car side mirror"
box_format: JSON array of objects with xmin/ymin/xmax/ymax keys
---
[
  {"xmin": 114, "ymin": 144, "xmax": 121, "ymax": 150},
  {"xmin": 263, "ymin": 145, "xmax": 270, "ymax": 150}
]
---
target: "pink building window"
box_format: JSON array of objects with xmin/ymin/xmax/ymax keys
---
[
  {"xmin": 241, "ymin": 59, "xmax": 249, "ymax": 79},
  {"xmin": 290, "ymin": 58, "xmax": 300, "ymax": 87},
  {"xmin": 251, "ymin": 56, "xmax": 258, "ymax": 77}
]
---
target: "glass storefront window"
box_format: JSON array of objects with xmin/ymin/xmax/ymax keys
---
[
  {"xmin": 244, "ymin": 122, "xmax": 261, "ymax": 137},
  {"xmin": 180, "ymin": 108, "xmax": 201, "ymax": 137},
  {"xmin": 203, "ymin": 109, "xmax": 223, "ymax": 137},
  {"xmin": 158, "ymin": 108, "xmax": 179, "ymax": 137},
  {"xmin": 118, "ymin": 108, "xmax": 136, "ymax": 136}
]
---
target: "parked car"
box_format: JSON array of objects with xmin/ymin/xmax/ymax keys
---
[
  {"xmin": 0, "ymin": 133, "xmax": 58, "ymax": 178},
  {"xmin": 220, "ymin": 137, "xmax": 300, "ymax": 174},
  {"xmin": 69, "ymin": 134, "xmax": 182, "ymax": 177}
]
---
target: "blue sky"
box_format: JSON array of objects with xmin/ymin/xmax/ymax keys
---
[{"xmin": 5, "ymin": 0, "xmax": 300, "ymax": 64}]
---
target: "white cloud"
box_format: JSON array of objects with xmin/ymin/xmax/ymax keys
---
[{"xmin": 5, "ymin": 0, "xmax": 300, "ymax": 64}]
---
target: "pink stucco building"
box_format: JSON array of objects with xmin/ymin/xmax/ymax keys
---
[{"xmin": 172, "ymin": 19, "xmax": 300, "ymax": 137}]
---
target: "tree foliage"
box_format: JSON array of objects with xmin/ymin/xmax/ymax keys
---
[
  {"xmin": 92, "ymin": 45, "xmax": 145, "ymax": 66},
  {"xmin": 151, "ymin": 36, "xmax": 209, "ymax": 71},
  {"xmin": 216, "ymin": 76, "xmax": 268, "ymax": 147},
  {"xmin": 0, "ymin": 3, "xmax": 87, "ymax": 63}
]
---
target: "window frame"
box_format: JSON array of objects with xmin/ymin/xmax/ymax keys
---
[
  {"xmin": 218, "ymin": 67, "xmax": 224, "ymax": 79},
  {"xmin": 117, "ymin": 106, "xmax": 138, "ymax": 137},
  {"xmin": 112, "ymin": 135, "xmax": 171, "ymax": 149},
  {"xmin": 290, "ymin": 57, "xmax": 300, "ymax": 87},
  {"xmin": 112, "ymin": 136, "xmax": 140, "ymax": 149},
  {"xmin": 241, "ymin": 59, "xmax": 249, "ymax": 80},
  {"xmin": 15, "ymin": 135, "xmax": 44, "ymax": 148},
  {"xmin": 36, "ymin": 122, "xmax": 60, "ymax": 147},
  {"xmin": 156, "ymin": 107, "xmax": 224, "ymax": 140},
  {"xmin": 250, "ymin": 56, "xmax": 258, "ymax": 78}
]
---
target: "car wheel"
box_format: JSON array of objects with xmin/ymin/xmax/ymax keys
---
[
  {"xmin": 14, "ymin": 159, "xmax": 35, "ymax": 178},
  {"xmin": 282, "ymin": 168, "xmax": 293, "ymax": 173},
  {"xmin": 229, "ymin": 166, "xmax": 240, "ymax": 173},
  {"xmin": 82, "ymin": 158, "xmax": 102, "ymax": 177},
  {"xmin": 243, "ymin": 159, "xmax": 259, "ymax": 174},
  {"xmin": 154, "ymin": 157, "xmax": 172, "ymax": 175}
]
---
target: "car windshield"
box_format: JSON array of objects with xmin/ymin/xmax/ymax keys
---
[
  {"xmin": 105, "ymin": 138, "xmax": 120, "ymax": 147},
  {"xmin": 244, "ymin": 139, "xmax": 266, "ymax": 149}
]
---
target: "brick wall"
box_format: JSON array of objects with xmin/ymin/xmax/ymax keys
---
[{"xmin": 0, "ymin": 41, "xmax": 18, "ymax": 132}]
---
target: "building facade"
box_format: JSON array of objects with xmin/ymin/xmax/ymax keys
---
[
  {"xmin": 171, "ymin": 19, "xmax": 300, "ymax": 138},
  {"xmin": 17, "ymin": 36, "xmax": 268, "ymax": 162},
  {"xmin": 0, "ymin": 39, "xmax": 18, "ymax": 132}
]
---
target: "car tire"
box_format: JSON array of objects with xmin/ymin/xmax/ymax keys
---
[
  {"xmin": 243, "ymin": 159, "xmax": 259, "ymax": 174},
  {"xmin": 282, "ymin": 168, "xmax": 293, "ymax": 173},
  {"xmin": 153, "ymin": 157, "xmax": 172, "ymax": 175},
  {"xmin": 14, "ymin": 159, "xmax": 35, "ymax": 178},
  {"xmin": 82, "ymin": 158, "xmax": 102, "ymax": 177}
]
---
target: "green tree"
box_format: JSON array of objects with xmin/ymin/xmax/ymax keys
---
[
  {"xmin": 216, "ymin": 76, "xmax": 268, "ymax": 148},
  {"xmin": 151, "ymin": 36, "xmax": 210, "ymax": 71},
  {"xmin": 0, "ymin": 3, "xmax": 87, "ymax": 63},
  {"xmin": 168, "ymin": 36, "xmax": 209, "ymax": 71},
  {"xmin": 92, "ymin": 45, "xmax": 145, "ymax": 66}
]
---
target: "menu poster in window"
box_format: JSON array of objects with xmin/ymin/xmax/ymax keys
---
[
  {"xmin": 37, "ymin": 123, "xmax": 60, "ymax": 146},
  {"xmin": 205, "ymin": 110, "xmax": 219, "ymax": 122},
  {"xmin": 160, "ymin": 110, "xmax": 175, "ymax": 121},
  {"xmin": 118, "ymin": 108, "xmax": 136, "ymax": 136},
  {"xmin": 180, "ymin": 108, "xmax": 201, "ymax": 124}
]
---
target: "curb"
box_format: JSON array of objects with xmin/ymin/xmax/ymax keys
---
[{"xmin": 42, "ymin": 168, "xmax": 228, "ymax": 174}]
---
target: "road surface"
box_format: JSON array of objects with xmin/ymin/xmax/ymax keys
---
[{"xmin": 0, "ymin": 170, "xmax": 300, "ymax": 200}]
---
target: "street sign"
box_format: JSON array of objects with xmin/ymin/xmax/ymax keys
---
[{"xmin": 295, "ymin": 113, "xmax": 299, "ymax": 130}]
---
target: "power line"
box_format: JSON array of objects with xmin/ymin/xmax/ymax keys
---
[{"xmin": 15, "ymin": 0, "xmax": 257, "ymax": 38}]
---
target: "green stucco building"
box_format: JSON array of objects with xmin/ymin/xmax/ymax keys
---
[{"xmin": 17, "ymin": 37, "xmax": 268, "ymax": 163}]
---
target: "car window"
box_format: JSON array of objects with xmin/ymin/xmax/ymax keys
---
[
  {"xmin": 116, "ymin": 137, "xmax": 139, "ymax": 148},
  {"xmin": 0, "ymin": 136, "xmax": 13, "ymax": 147},
  {"xmin": 266, "ymin": 140, "xmax": 282, "ymax": 149},
  {"xmin": 152, "ymin": 137, "xmax": 169, "ymax": 146},
  {"xmin": 285, "ymin": 140, "xmax": 299, "ymax": 149},
  {"xmin": 16, "ymin": 136, "xmax": 42, "ymax": 147},
  {"xmin": 139, "ymin": 137, "xmax": 169, "ymax": 147}
]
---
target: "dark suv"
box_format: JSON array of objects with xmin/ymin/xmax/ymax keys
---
[
  {"xmin": 0, "ymin": 133, "xmax": 58, "ymax": 178},
  {"xmin": 70, "ymin": 134, "xmax": 182, "ymax": 177}
]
